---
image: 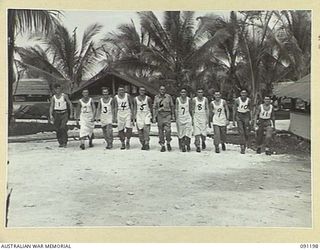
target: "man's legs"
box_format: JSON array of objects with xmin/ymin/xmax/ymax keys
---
[
  {"xmin": 164, "ymin": 121, "xmax": 172, "ymax": 151},
  {"xmin": 106, "ymin": 124, "xmax": 113, "ymax": 148},
  {"xmin": 257, "ymin": 124, "xmax": 264, "ymax": 154},
  {"xmin": 59, "ymin": 112, "xmax": 69, "ymax": 146},
  {"xmin": 237, "ymin": 117, "xmax": 247, "ymax": 154},
  {"xmin": 265, "ymin": 126, "xmax": 273, "ymax": 155},
  {"xmin": 220, "ymin": 126, "xmax": 227, "ymax": 151},
  {"xmin": 213, "ymin": 125, "xmax": 221, "ymax": 153},
  {"xmin": 138, "ymin": 128, "xmax": 145, "ymax": 148},
  {"xmin": 144, "ymin": 124, "xmax": 151, "ymax": 150},
  {"xmin": 119, "ymin": 129, "xmax": 126, "ymax": 149},
  {"xmin": 194, "ymin": 134, "xmax": 201, "ymax": 152},
  {"xmin": 186, "ymin": 136, "xmax": 191, "ymax": 152},
  {"xmin": 53, "ymin": 112, "xmax": 62, "ymax": 146},
  {"xmin": 201, "ymin": 134, "xmax": 206, "ymax": 149}
]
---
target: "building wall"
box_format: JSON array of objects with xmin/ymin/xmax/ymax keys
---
[{"xmin": 289, "ymin": 112, "xmax": 310, "ymax": 140}]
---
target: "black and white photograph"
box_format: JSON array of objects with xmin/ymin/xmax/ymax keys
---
[{"xmin": 6, "ymin": 9, "xmax": 311, "ymax": 228}]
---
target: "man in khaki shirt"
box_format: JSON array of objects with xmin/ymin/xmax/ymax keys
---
[{"xmin": 152, "ymin": 85, "xmax": 175, "ymax": 152}]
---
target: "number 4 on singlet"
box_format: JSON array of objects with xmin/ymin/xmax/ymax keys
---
[{"xmin": 121, "ymin": 102, "xmax": 127, "ymax": 110}]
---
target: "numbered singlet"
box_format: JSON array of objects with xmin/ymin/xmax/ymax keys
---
[
  {"xmin": 237, "ymin": 97, "xmax": 250, "ymax": 113},
  {"xmin": 194, "ymin": 97, "xmax": 206, "ymax": 116},
  {"xmin": 259, "ymin": 104, "xmax": 273, "ymax": 120},
  {"xmin": 136, "ymin": 96, "xmax": 150, "ymax": 113},
  {"xmin": 100, "ymin": 97, "xmax": 112, "ymax": 125},
  {"xmin": 54, "ymin": 94, "xmax": 67, "ymax": 110},
  {"xmin": 212, "ymin": 99, "xmax": 227, "ymax": 126},
  {"xmin": 80, "ymin": 98, "xmax": 93, "ymax": 118},
  {"xmin": 116, "ymin": 93, "xmax": 130, "ymax": 112},
  {"xmin": 178, "ymin": 97, "xmax": 191, "ymax": 123}
]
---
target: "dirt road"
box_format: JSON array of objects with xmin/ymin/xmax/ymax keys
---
[{"xmin": 7, "ymin": 137, "xmax": 311, "ymax": 227}]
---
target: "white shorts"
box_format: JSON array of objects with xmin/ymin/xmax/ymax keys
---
[
  {"xmin": 177, "ymin": 121, "xmax": 193, "ymax": 138},
  {"xmin": 136, "ymin": 111, "xmax": 151, "ymax": 130},
  {"xmin": 79, "ymin": 117, "xmax": 94, "ymax": 138},
  {"xmin": 193, "ymin": 114, "xmax": 207, "ymax": 136},
  {"xmin": 100, "ymin": 114, "xmax": 112, "ymax": 127},
  {"xmin": 117, "ymin": 110, "xmax": 132, "ymax": 131}
]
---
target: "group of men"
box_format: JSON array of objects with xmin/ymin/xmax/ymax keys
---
[{"xmin": 49, "ymin": 84, "xmax": 276, "ymax": 155}]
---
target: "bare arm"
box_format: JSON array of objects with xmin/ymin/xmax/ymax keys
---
[
  {"xmin": 191, "ymin": 98, "xmax": 195, "ymax": 118},
  {"xmin": 175, "ymin": 99, "xmax": 179, "ymax": 122},
  {"xmin": 133, "ymin": 97, "xmax": 137, "ymax": 121},
  {"xmin": 248, "ymin": 98, "xmax": 252, "ymax": 122},
  {"xmin": 49, "ymin": 97, "xmax": 54, "ymax": 121},
  {"xmin": 152, "ymin": 96, "xmax": 158, "ymax": 123},
  {"xmin": 76, "ymin": 101, "xmax": 81, "ymax": 123},
  {"xmin": 128, "ymin": 94, "xmax": 134, "ymax": 119},
  {"xmin": 147, "ymin": 97, "xmax": 153, "ymax": 119},
  {"xmin": 113, "ymin": 97, "xmax": 118, "ymax": 122},
  {"xmin": 96, "ymin": 100, "xmax": 101, "ymax": 120},
  {"xmin": 233, "ymin": 99, "xmax": 238, "ymax": 124},
  {"xmin": 91, "ymin": 100, "xmax": 96, "ymax": 121},
  {"xmin": 253, "ymin": 105, "xmax": 261, "ymax": 127},
  {"xmin": 271, "ymin": 108, "xmax": 276, "ymax": 129},
  {"xmin": 205, "ymin": 98, "xmax": 209, "ymax": 124},
  {"xmin": 170, "ymin": 95, "xmax": 175, "ymax": 120},
  {"xmin": 224, "ymin": 100, "xmax": 230, "ymax": 123},
  {"xmin": 64, "ymin": 94, "xmax": 73, "ymax": 118},
  {"xmin": 188, "ymin": 98, "xmax": 192, "ymax": 117}
]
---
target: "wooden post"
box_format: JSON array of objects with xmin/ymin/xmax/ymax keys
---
[{"xmin": 112, "ymin": 75, "xmax": 116, "ymax": 95}]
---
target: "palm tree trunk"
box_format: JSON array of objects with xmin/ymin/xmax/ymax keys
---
[{"xmin": 8, "ymin": 10, "xmax": 15, "ymax": 126}]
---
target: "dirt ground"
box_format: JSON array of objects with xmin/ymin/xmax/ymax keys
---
[{"xmin": 7, "ymin": 135, "xmax": 311, "ymax": 228}]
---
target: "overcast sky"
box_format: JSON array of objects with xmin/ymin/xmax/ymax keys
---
[{"xmin": 16, "ymin": 10, "xmax": 230, "ymax": 47}]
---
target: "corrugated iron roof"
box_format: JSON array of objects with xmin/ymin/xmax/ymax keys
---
[
  {"xmin": 273, "ymin": 74, "xmax": 310, "ymax": 101},
  {"xmin": 13, "ymin": 78, "xmax": 50, "ymax": 96},
  {"xmin": 73, "ymin": 68, "xmax": 159, "ymax": 96}
]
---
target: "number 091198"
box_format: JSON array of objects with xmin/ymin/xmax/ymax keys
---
[{"xmin": 300, "ymin": 244, "xmax": 319, "ymax": 248}]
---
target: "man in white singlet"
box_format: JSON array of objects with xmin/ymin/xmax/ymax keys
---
[
  {"xmin": 133, "ymin": 87, "xmax": 153, "ymax": 150},
  {"xmin": 176, "ymin": 88, "xmax": 193, "ymax": 152},
  {"xmin": 232, "ymin": 89, "xmax": 252, "ymax": 154},
  {"xmin": 253, "ymin": 96, "xmax": 275, "ymax": 155},
  {"xmin": 96, "ymin": 87, "xmax": 114, "ymax": 149},
  {"xmin": 114, "ymin": 86, "xmax": 134, "ymax": 150},
  {"xmin": 49, "ymin": 84, "xmax": 73, "ymax": 148},
  {"xmin": 76, "ymin": 89, "xmax": 96, "ymax": 150},
  {"xmin": 192, "ymin": 88, "xmax": 209, "ymax": 153},
  {"xmin": 210, "ymin": 91, "xmax": 230, "ymax": 153}
]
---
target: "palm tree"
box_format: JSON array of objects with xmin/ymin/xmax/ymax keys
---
[
  {"xmin": 16, "ymin": 23, "xmax": 103, "ymax": 95},
  {"xmin": 102, "ymin": 11, "xmax": 226, "ymax": 94},
  {"xmin": 8, "ymin": 9, "xmax": 60, "ymax": 124},
  {"xmin": 273, "ymin": 10, "xmax": 311, "ymax": 80}
]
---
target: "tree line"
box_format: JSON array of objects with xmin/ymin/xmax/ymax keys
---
[{"xmin": 8, "ymin": 10, "xmax": 311, "ymax": 124}]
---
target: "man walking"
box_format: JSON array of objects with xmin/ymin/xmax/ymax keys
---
[
  {"xmin": 152, "ymin": 85, "xmax": 175, "ymax": 152},
  {"xmin": 253, "ymin": 96, "xmax": 276, "ymax": 155},
  {"xmin": 76, "ymin": 89, "xmax": 96, "ymax": 150},
  {"xmin": 233, "ymin": 89, "xmax": 252, "ymax": 154},
  {"xmin": 114, "ymin": 86, "xmax": 134, "ymax": 150},
  {"xmin": 192, "ymin": 88, "xmax": 209, "ymax": 153},
  {"xmin": 49, "ymin": 84, "xmax": 73, "ymax": 148},
  {"xmin": 175, "ymin": 88, "xmax": 192, "ymax": 152},
  {"xmin": 96, "ymin": 87, "xmax": 114, "ymax": 149},
  {"xmin": 210, "ymin": 91, "xmax": 230, "ymax": 153},
  {"xmin": 134, "ymin": 87, "xmax": 153, "ymax": 150}
]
